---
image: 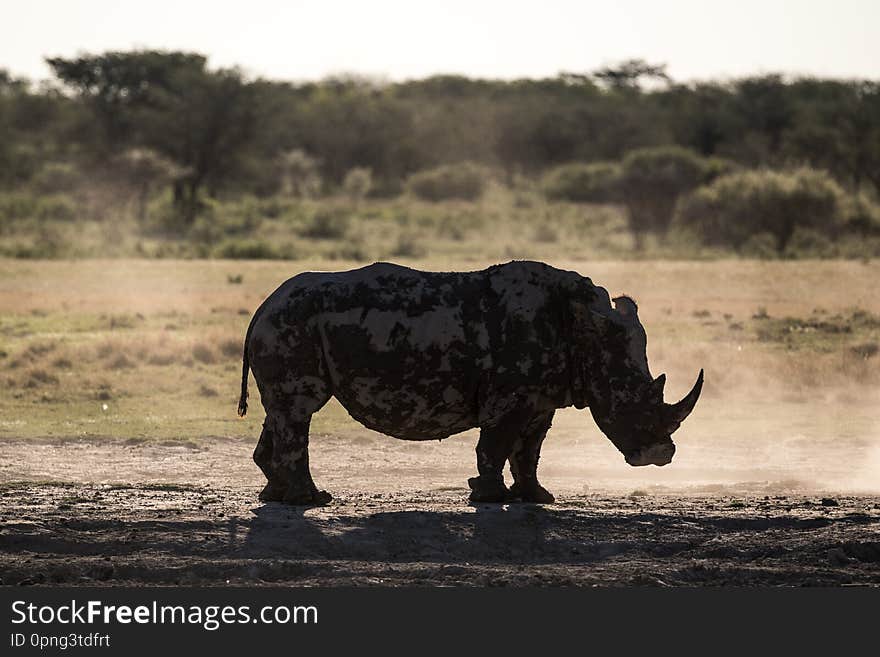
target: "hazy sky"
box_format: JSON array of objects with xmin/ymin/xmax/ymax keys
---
[{"xmin": 2, "ymin": 0, "xmax": 879, "ymax": 83}]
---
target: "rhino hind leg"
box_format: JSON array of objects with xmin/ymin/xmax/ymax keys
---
[
  {"xmin": 508, "ymin": 410, "xmax": 556, "ymax": 504},
  {"xmin": 257, "ymin": 385, "xmax": 332, "ymax": 506},
  {"xmin": 253, "ymin": 426, "xmax": 286, "ymax": 502}
]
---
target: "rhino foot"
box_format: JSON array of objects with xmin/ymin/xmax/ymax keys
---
[
  {"xmin": 258, "ymin": 482, "xmax": 287, "ymax": 503},
  {"xmin": 508, "ymin": 481, "xmax": 555, "ymax": 504},
  {"xmin": 467, "ymin": 476, "xmax": 509, "ymax": 503},
  {"xmin": 282, "ymin": 488, "xmax": 333, "ymax": 506}
]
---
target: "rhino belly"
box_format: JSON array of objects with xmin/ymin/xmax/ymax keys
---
[{"xmin": 333, "ymin": 374, "xmax": 477, "ymax": 440}]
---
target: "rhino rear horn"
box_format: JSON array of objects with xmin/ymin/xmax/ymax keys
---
[
  {"xmin": 665, "ymin": 369, "xmax": 704, "ymax": 429},
  {"xmin": 651, "ymin": 373, "xmax": 666, "ymax": 395}
]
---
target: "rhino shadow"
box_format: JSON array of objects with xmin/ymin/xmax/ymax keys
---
[{"xmin": 241, "ymin": 502, "xmax": 649, "ymax": 565}]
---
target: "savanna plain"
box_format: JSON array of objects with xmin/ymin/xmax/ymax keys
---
[{"xmin": 1, "ymin": 257, "xmax": 878, "ymax": 586}]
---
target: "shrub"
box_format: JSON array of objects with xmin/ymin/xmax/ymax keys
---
[
  {"xmin": 0, "ymin": 192, "xmax": 38, "ymax": 222},
  {"xmin": 0, "ymin": 192, "xmax": 78, "ymax": 223},
  {"xmin": 107, "ymin": 354, "xmax": 136, "ymax": 370},
  {"xmin": 218, "ymin": 338, "xmax": 242, "ymax": 359},
  {"xmin": 0, "ymin": 144, "xmax": 40, "ymax": 188},
  {"xmin": 738, "ymin": 232, "xmax": 779, "ymax": 258},
  {"xmin": 703, "ymin": 157, "xmax": 741, "ymax": 183},
  {"xmin": 675, "ymin": 167, "xmax": 847, "ymax": 254},
  {"xmin": 213, "ymin": 238, "xmax": 297, "ymax": 260},
  {"xmin": 214, "ymin": 239, "xmax": 274, "ymax": 259},
  {"xmin": 36, "ymin": 195, "xmax": 78, "ymax": 221},
  {"xmin": 390, "ymin": 233, "xmax": 426, "ymax": 258},
  {"xmin": 842, "ymin": 194, "xmax": 880, "ymax": 236},
  {"xmin": 188, "ymin": 197, "xmax": 266, "ymax": 244},
  {"xmin": 192, "ymin": 343, "xmax": 216, "ymax": 365},
  {"xmin": 542, "ymin": 162, "xmax": 621, "ymax": 203},
  {"xmin": 342, "ymin": 167, "xmax": 372, "ymax": 201},
  {"xmin": 277, "ymin": 149, "xmax": 322, "ymax": 198},
  {"xmin": 406, "ymin": 162, "xmax": 489, "ymax": 202},
  {"xmin": 300, "ymin": 208, "xmax": 350, "ymax": 239},
  {"xmin": 533, "ymin": 224, "xmax": 559, "ymax": 243},
  {"xmin": 31, "ymin": 162, "xmax": 86, "ymax": 194},
  {"xmin": 24, "ymin": 368, "xmax": 59, "ymax": 387},
  {"xmin": 785, "ymin": 228, "xmax": 836, "ymax": 258},
  {"xmin": 619, "ymin": 146, "xmax": 708, "ymax": 247}
]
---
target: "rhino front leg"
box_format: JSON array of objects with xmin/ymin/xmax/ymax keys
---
[
  {"xmin": 261, "ymin": 410, "xmax": 331, "ymax": 506},
  {"xmin": 508, "ymin": 410, "xmax": 556, "ymax": 504}
]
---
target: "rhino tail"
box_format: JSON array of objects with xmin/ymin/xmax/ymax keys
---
[
  {"xmin": 237, "ymin": 311, "xmax": 258, "ymax": 418},
  {"xmin": 237, "ymin": 297, "xmax": 273, "ymax": 418},
  {"xmin": 237, "ymin": 343, "xmax": 249, "ymax": 417}
]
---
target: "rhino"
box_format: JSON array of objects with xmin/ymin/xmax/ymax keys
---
[{"xmin": 237, "ymin": 260, "xmax": 702, "ymax": 505}]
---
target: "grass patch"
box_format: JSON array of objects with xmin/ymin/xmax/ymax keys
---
[
  {"xmin": 755, "ymin": 309, "xmax": 880, "ymax": 350},
  {"xmin": 192, "ymin": 343, "xmax": 217, "ymax": 365},
  {"xmin": 0, "ymin": 258, "xmax": 877, "ymax": 442}
]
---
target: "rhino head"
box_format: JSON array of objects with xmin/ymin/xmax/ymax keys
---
[{"xmin": 573, "ymin": 295, "xmax": 703, "ymax": 467}]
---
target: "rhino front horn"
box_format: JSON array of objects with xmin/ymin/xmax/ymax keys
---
[{"xmin": 665, "ymin": 369, "xmax": 704, "ymax": 429}]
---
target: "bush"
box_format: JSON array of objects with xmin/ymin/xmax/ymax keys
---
[
  {"xmin": 619, "ymin": 146, "xmax": 708, "ymax": 246},
  {"xmin": 36, "ymin": 195, "xmax": 78, "ymax": 221},
  {"xmin": 342, "ymin": 167, "xmax": 372, "ymax": 201},
  {"xmin": 278, "ymin": 149, "xmax": 322, "ymax": 198},
  {"xmin": 390, "ymin": 233, "xmax": 426, "ymax": 258},
  {"xmin": 213, "ymin": 238, "xmax": 297, "ymax": 260},
  {"xmin": 675, "ymin": 167, "xmax": 847, "ymax": 254},
  {"xmin": 785, "ymin": 227, "xmax": 836, "ymax": 258},
  {"xmin": 300, "ymin": 208, "xmax": 351, "ymax": 239},
  {"xmin": 0, "ymin": 144, "xmax": 40, "ymax": 188},
  {"xmin": 0, "ymin": 193, "xmax": 38, "ymax": 223},
  {"xmin": 542, "ymin": 162, "xmax": 621, "ymax": 202},
  {"xmin": 842, "ymin": 194, "xmax": 880, "ymax": 236},
  {"xmin": 406, "ymin": 162, "xmax": 489, "ymax": 202},
  {"xmin": 0, "ymin": 192, "xmax": 78, "ymax": 223},
  {"xmin": 703, "ymin": 157, "xmax": 741, "ymax": 183},
  {"xmin": 192, "ymin": 343, "xmax": 216, "ymax": 365},
  {"xmin": 31, "ymin": 162, "xmax": 85, "ymax": 194}
]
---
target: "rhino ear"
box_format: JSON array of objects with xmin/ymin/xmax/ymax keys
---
[{"xmin": 612, "ymin": 296, "xmax": 639, "ymax": 324}]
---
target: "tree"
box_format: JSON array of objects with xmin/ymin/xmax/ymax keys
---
[
  {"xmin": 731, "ymin": 75, "xmax": 794, "ymax": 163},
  {"xmin": 592, "ymin": 59, "xmax": 670, "ymax": 91},
  {"xmin": 140, "ymin": 65, "xmax": 257, "ymax": 221},
  {"xmin": 656, "ymin": 82, "xmax": 741, "ymax": 156},
  {"xmin": 48, "ymin": 51, "xmax": 258, "ymax": 224},
  {"xmin": 782, "ymin": 80, "xmax": 880, "ymax": 195},
  {"xmin": 115, "ymin": 148, "xmax": 181, "ymax": 221},
  {"xmin": 47, "ymin": 51, "xmax": 206, "ymax": 153}
]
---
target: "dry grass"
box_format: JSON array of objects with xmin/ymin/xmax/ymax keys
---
[
  {"xmin": 192, "ymin": 343, "xmax": 217, "ymax": 365},
  {"xmin": 0, "ymin": 257, "xmax": 877, "ymax": 442}
]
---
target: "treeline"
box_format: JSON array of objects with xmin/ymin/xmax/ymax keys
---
[{"xmin": 1, "ymin": 51, "xmax": 879, "ymax": 256}]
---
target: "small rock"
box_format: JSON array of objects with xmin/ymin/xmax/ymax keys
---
[{"xmin": 821, "ymin": 498, "xmax": 839, "ymax": 507}]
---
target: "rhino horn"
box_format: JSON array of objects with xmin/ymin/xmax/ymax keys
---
[
  {"xmin": 664, "ymin": 369, "xmax": 704, "ymax": 429},
  {"xmin": 651, "ymin": 373, "xmax": 666, "ymax": 395}
]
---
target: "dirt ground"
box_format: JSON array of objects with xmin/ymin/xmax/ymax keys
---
[
  {"xmin": 2, "ymin": 423, "xmax": 879, "ymax": 586},
  {"xmin": 1, "ymin": 259, "xmax": 878, "ymax": 586}
]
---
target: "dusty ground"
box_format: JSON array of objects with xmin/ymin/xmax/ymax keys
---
[
  {"xmin": 1, "ymin": 427, "xmax": 879, "ymax": 587},
  {"xmin": 1, "ymin": 259, "xmax": 878, "ymax": 586}
]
